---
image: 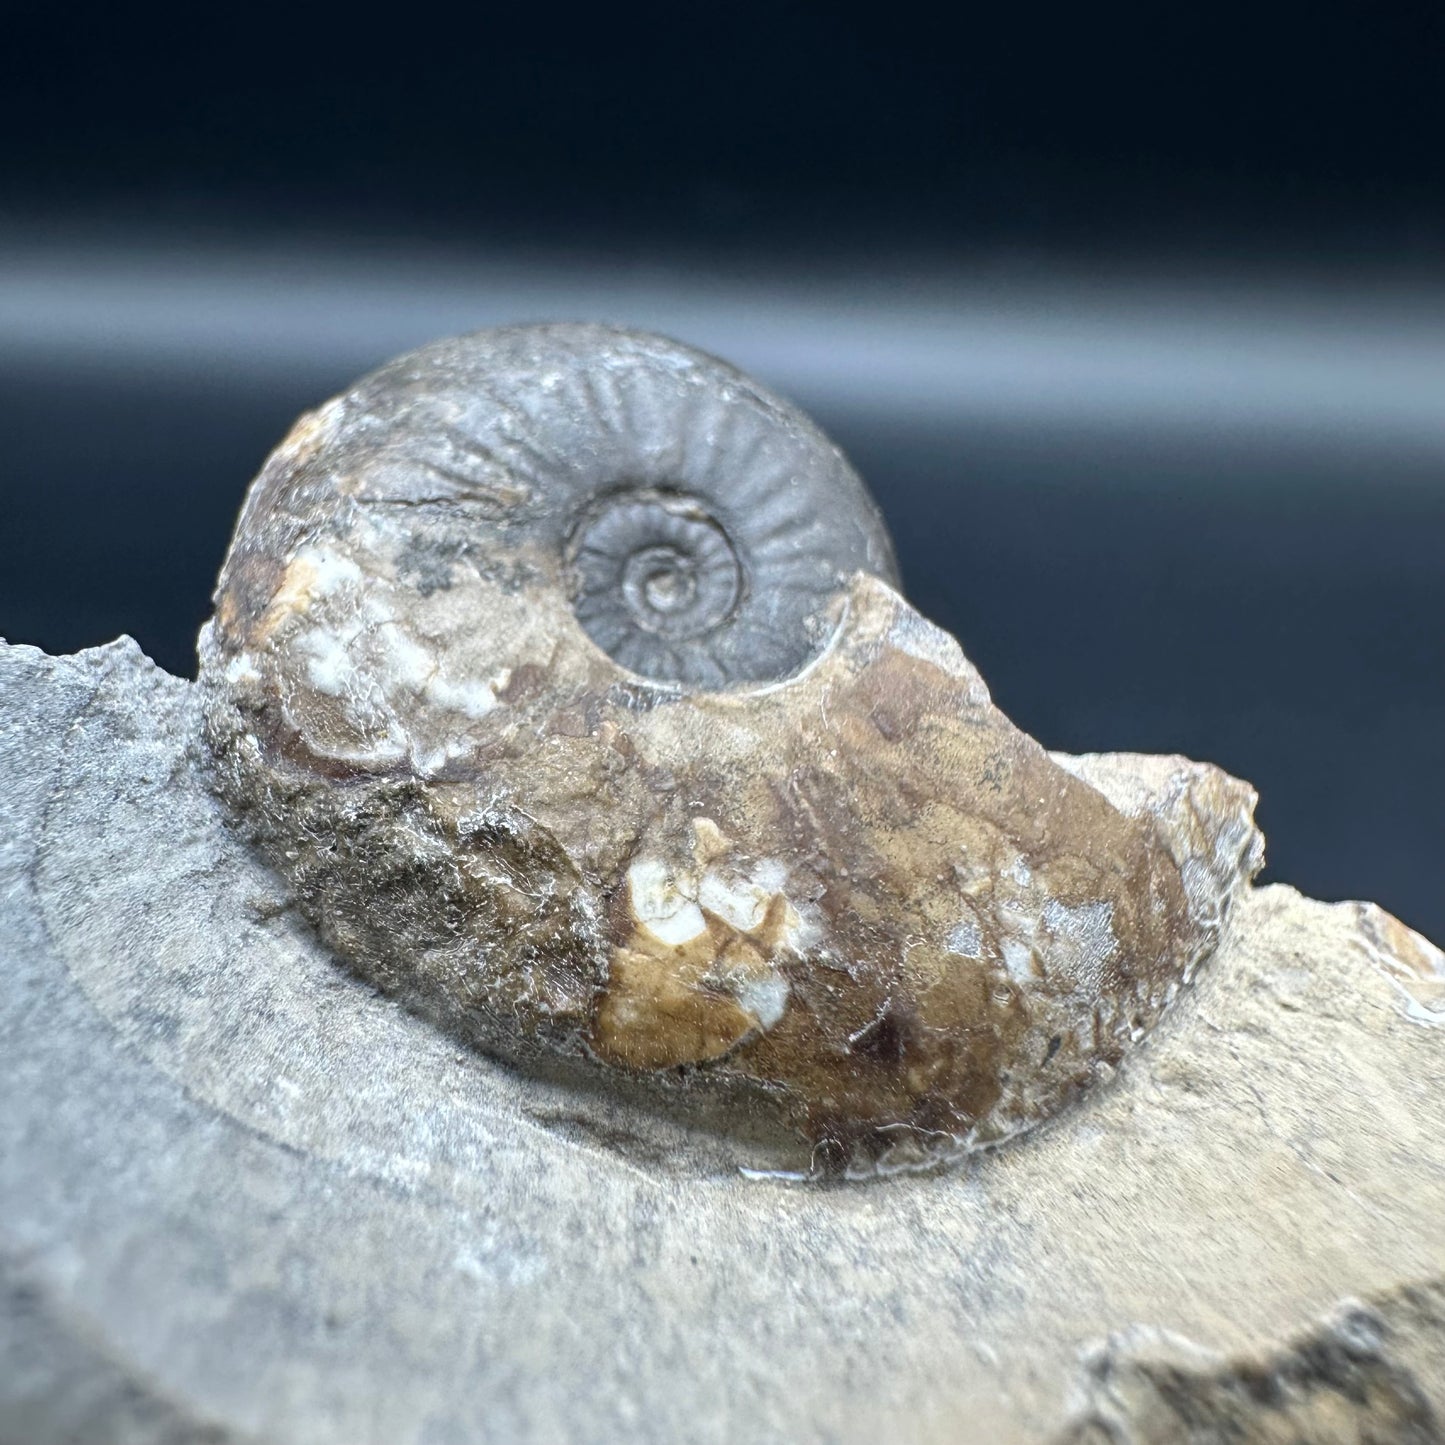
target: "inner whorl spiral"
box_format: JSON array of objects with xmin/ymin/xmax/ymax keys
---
[
  {"xmin": 567, "ymin": 491, "xmax": 745, "ymax": 685},
  {"xmin": 343, "ymin": 324, "xmax": 900, "ymax": 689}
]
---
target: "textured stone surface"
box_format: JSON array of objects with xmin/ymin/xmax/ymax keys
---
[
  {"xmin": 2, "ymin": 635, "xmax": 1442, "ymax": 1443},
  {"xmin": 1062, "ymin": 1285, "xmax": 1445, "ymax": 1443}
]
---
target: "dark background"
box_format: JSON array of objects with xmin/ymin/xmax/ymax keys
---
[{"xmin": 2, "ymin": 5, "xmax": 1442, "ymax": 938}]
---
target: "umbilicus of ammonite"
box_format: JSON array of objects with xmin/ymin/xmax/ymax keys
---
[{"xmin": 199, "ymin": 323, "xmax": 1263, "ymax": 1177}]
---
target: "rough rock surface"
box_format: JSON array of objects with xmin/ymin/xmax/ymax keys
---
[{"xmin": 2, "ymin": 636, "xmax": 1443, "ymax": 1443}]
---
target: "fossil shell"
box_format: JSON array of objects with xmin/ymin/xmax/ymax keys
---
[{"xmin": 199, "ymin": 323, "xmax": 1262, "ymax": 1177}]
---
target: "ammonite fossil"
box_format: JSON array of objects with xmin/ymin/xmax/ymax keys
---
[{"xmin": 199, "ymin": 323, "xmax": 1261, "ymax": 1177}]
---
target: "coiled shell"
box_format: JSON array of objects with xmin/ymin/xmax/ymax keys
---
[{"xmin": 200, "ymin": 323, "xmax": 1261, "ymax": 1177}]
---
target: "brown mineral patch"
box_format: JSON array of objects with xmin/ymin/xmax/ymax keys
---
[
  {"xmin": 275, "ymin": 402, "xmax": 342, "ymax": 469},
  {"xmin": 690, "ymin": 818, "xmax": 731, "ymax": 867},
  {"xmin": 846, "ymin": 1002, "xmax": 917, "ymax": 1064},
  {"xmin": 498, "ymin": 662, "xmax": 549, "ymax": 706},
  {"xmin": 213, "ymin": 548, "xmax": 287, "ymax": 644},
  {"xmin": 590, "ymin": 946, "xmax": 761, "ymax": 1069},
  {"xmin": 255, "ymin": 553, "xmax": 323, "ymax": 641},
  {"xmin": 1354, "ymin": 902, "xmax": 1445, "ymax": 1024}
]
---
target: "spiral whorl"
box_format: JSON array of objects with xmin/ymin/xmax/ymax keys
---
[
  {"xmin": 307, "ymin": 324, "xmax": 899, "ymax": 688},
  {"xmin": 566, "ymin": 490, "xmax": 746, "ymax": 686}
]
